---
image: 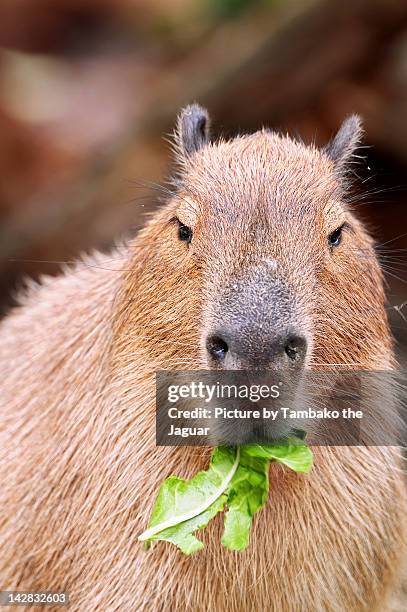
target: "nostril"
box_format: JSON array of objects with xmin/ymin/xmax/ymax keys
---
[
  {"xmin": 284, "ymin": 335, "xmax": 307, "ymax": 362},
  {"xmin": 206, "ymin": 335, "xmax": 229, "ymax": 362}
]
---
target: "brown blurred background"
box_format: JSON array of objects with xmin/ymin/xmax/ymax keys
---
[{"xmin": 0, "ymin": 0, "xmax": 406, "ymax": 360}]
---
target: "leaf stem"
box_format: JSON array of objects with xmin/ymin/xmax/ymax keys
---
[{"xmin": 138, "ymin": 447, "xmax": 240, "ymax": 541}]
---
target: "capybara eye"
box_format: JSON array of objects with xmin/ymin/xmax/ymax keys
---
[
  {"xmin": 328, "ymin": 224, "xmax": 344, "ymax": 248},
  {"xmin": 170, "ymin": 216, "xmax": 193, "ymax": 244},
  {"xmin": 178, "ymin": 223, "xmax": 192, "ymax": 244}
]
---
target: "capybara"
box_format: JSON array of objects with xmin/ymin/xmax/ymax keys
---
[{"xmin": 0, "ymin": 105, "xmax": 406, "ymax": 611}]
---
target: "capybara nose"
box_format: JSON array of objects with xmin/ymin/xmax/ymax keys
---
[
  {"xmin": 206, "ymin": 334, "xmax": 229, "ymax": 362},
  {"xmin": 206, "ymin": 331, "xmax": 307, "ymax": 369},
  {"xmin": 283, "ymin": 334, "xmax": 307, "ymax": 364}
]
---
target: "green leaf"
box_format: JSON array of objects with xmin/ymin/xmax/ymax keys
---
[
  {"xmin": 221, "ymin": 449, "xmax": 269, "ymax": 551},
  {"xmin": 139, "ymin": 436, "xmax": 313, "ymax": 555},
  {"xmin": 138, "ymin": 446, "xmax": 240, "ymax": 554},
  {"xmin": 221, "ymin": 438, "xmax": 313, "ymax": 550},
  {"xmin": 151, "ymin": 493, "xmax": 227, "ymax": 554},
  {"xmin": 244, "ymin": 438, "xmax": 313, "ymax": 473}
]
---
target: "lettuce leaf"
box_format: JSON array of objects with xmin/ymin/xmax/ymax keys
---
[
  {"xmin": 221, "ymin": 448, "xmax": 269, "ymax": 550},
  {"xmin": 221, "ymin": 441, "xmax": 313, "ymax": 550},
  {"xmin": 138, "ymin": 446, "xmax": 240, "ymax": 553},
  {"xmin": 244, "ymin": 439, "xmax": 314, "ymax": 473},
  {"xmin": 148, "ymin": 491, "xmax": 227, "ymax": 554},
  {"xmin": 138, "ymin": 439, "xmax": 313, "ymax": 554}
]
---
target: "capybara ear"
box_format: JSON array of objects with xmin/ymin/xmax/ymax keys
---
[
  {"xmin": 324, "ymin": 115, "xmax": 364, "ymax": 172},
  {"xmin": 175, "ymin": 104, "xmax": 210, "ymax": 159}
]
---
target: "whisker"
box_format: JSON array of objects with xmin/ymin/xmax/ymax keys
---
[
  {"xmin": 390, "ymin": 302, "xmax": 407, "ymax": 324},
  {"xmin": 377, "ymin": 232, "xmax": 407, "ymax": 248}
]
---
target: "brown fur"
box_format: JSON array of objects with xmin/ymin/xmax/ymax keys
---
[{"xmin": 0, "ymin": 116, "xmax": 406, "ymax": 611}]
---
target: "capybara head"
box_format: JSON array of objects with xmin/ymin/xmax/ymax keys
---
[{"xmin": 117, "ymin": 105, "xmax": 392, "ymax": 385}]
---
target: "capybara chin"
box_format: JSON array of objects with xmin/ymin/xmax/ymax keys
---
[{"xmin": 0, "ymin": 105, "xmax": 406, "ymax": 612}]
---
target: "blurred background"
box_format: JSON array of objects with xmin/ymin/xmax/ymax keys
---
[{"xmin": 0, "ymin": 0, "xmax": 406, "ymax": 361}]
